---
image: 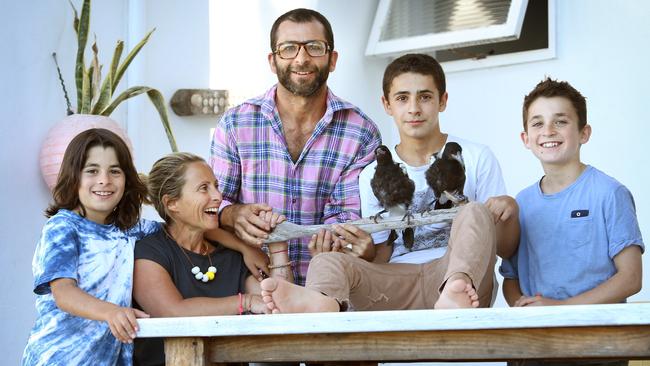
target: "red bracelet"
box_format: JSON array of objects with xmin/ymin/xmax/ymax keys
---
[
  {"xmin": 238, "ymin": 293, "xmax": 243, "ymax": 315},
  {"xmin": 270, "ymin": 248, "xmax": 288, "ymax": 255}
]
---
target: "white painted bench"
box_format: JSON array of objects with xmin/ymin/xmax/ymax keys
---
[{"xmin": 137, "ymin": 303, "xmax": 650, "ymax": 365}]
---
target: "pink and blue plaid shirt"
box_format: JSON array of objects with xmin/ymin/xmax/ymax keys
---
[{"xmin": 210, "ymin": 85, "xmax": 381, "ymax": 285}]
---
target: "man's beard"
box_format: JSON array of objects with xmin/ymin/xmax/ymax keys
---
[{"xmin": 275, "ymin": 58, "xmax": 330, "ymax": 97}]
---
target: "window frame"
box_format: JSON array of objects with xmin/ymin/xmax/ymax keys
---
[{"xmin": 365, "ymin": 0, "xmax": 556, "ymax": 72}]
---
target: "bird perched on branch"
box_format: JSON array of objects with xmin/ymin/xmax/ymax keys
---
[
  {"xmin": 425, "ymin": 142, "xmax": 467, "ymax": 210},
  {"xmin": 370, "ymin": 145, "xmax": 416, "ymax": 249}
]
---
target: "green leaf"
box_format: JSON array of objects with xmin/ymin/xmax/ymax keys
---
[
  {"xmin": 91, "ymin": 40, "xmax": 122, "ymax": 114},
  {"xmin": 68, "ymin": 0, "xmax": 79, "ymax": 35},
  {"xmin": 80, "ymin": 65, "xmax": 92, "ymax": 114},
  {"xmin": 91, "ymin": 70, "xmax": 112, "ymax": 114},
  {"xmin": 109, "ymin": 40, "xmax": 124, "ymax": 85},
  {"xmin": 145, "ymin": 89, "xmax": 178, "ymax": 152},
  {"xmin": 90, "ymin": 35, "xmax": 101, "ymax": 108},
  {"xmin": 75, "ymin": 0, "xmax": 91, "ymax": 112},
  {"xmin": 100, "ymin": 86, "xmax": 178, "ymax": 152},
  {"xmin": 112, "ymin": 28, "xmax": 155, "ymax": 94}
]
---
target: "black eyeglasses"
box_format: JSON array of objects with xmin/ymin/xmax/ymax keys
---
[{"xmin": 273, "ymin": 40, "xmax": 330, "ymax": 59}]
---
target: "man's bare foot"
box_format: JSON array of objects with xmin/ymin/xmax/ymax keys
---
[
  {"xmin": 434, "ymin": 278, "xmax": 479, "ymax": 309},
  {"xmin": 260, "ymin": 277, "xmax": 340, "ymax": 314}
]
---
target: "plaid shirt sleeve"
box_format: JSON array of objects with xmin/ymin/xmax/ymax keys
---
[
  {"xmin": 209, "ymin": 110, "xmax": 242, "ymax": 208},
  {"xmin": 323, "ymin": 115, "xmax": 382, "ymax": 225}
]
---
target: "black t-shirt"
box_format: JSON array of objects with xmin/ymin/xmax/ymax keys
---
[{"xmin": 133, "ymin": 229, "xmax": 249, "ymax": 366}]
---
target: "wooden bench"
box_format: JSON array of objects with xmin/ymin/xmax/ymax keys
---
[{"xmin": 137, "ymin": 303, "xmax": 650, "ymax": 365}]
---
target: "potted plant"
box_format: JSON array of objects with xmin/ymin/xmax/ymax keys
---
[{"xmin": 40, "ymin": 0, "xmax": 178, "ymax": 189}]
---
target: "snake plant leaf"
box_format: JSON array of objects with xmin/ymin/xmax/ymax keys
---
[
  {"xmin": 75, "ymin": 0, "xmax": 91, "ymax": 112},
  {"xmin": 91, "ymin": 40, "xmax": 122, "ymax": 114},
  {"xmin": 91, "ymin": 69, "xmax": 112, "ymax": 114},
  {"xmin": 99, "ymin": 86, "xmax": 145, "ymax": 116},
  {"xmin": 90, "ymin": 36, "xmax": 101, "ymax": 108},
  {"xmin": 112, "ymin": 28, "xmax": 155, "ymax": 94},
  {"xmin": 80, "ymin": 65, "xmax": 92, "ymax": 114},
  {"xmin": 68, "ymin": 0, "xmax": 79, "ymax": 35},
  {"xmin": 109, "ymin": 40, "xmax": 124, "ymax": 85},
  {"xmin": 145, "ymin": 89, "xmax": 178, "ymax": 152},
  {"xmin": 100, "ymin": 86, "xmax": 178, "ymax": 152}
]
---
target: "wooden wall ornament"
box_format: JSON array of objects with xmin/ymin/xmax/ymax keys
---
[{"xmin": 170, "ymin": 89, "xmax": 229, "ymax": 116}]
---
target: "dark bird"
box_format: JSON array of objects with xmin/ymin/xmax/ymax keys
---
[
  {"xmin": 425, "ymin": 142, "xmax": 468, "ymax": 210},
  {"xmin": 370, "ymin": 145, "xmax": 416, "ymax": 249}
]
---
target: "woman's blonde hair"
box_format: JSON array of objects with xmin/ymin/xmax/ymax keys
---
[{"xmin": 146, "ymin": 152, "xmax": 205, "ymax": 223}]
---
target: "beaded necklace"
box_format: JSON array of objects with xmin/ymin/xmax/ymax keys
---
[{"xmin": 164, "ymin": 226, "xmax": 217, "ymax": 282}]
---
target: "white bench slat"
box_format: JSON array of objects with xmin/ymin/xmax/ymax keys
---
[{"xmin": 137, "ymin": 302, "xmax": 650, "ymax": 338}]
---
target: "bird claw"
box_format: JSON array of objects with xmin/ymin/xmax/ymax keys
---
[
  {"xmin": 401, "ymin": 211, "xmax": 415, "ymax": 226},
  {"xmin": 443, "ymin": 191, "xmax": 468, "ymax": 206},
  {"xmin": 370, "ymin": 210, "xmax": 387, "ymax": 223}
]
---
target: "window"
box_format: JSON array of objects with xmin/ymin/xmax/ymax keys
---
[{"xmin": 366, "ymin": 0, "xmax": 555, "ymax": 72}]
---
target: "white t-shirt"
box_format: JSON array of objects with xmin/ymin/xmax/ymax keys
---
[{"xmin": 359, "ymin": 135, "xmax": 506, "ymax": 264}]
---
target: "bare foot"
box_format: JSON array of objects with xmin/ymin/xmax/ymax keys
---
[
  {"xmin": 434, "ymin": 278, "xmax": 479, "ymax": 309},
  {"xmin": 260, "ymin": 277, "xmax": 340, "ymax": 314}
]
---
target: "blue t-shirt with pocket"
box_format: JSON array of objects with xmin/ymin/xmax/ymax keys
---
[
  {"xmin": 500, "ymin": 165, "xmax": 644, "ymax": 300},
  {"xmin": 22, "ymin": 209, "xmax": 160, "ymax": 366}
]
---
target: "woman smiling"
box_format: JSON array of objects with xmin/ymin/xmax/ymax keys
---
[{"xmin": 133, "ymin": 153, "xmax": 268, "ymax": 366}]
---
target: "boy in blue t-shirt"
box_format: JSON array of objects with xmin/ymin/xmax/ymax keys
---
[{"xmin": 500, "ymin": 78, "xmax": 644, "ymax": 308}]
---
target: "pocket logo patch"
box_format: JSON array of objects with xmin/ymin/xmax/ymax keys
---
[{"xmin": 570, "ymin": 209, "xmax": 589, "ymax": 218}]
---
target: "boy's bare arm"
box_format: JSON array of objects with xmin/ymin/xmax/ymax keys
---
[
  {"xmin": 517, "ymin": 245, "xmax": 642, "ymax": 306},
  {"xmin": 485, "ymin": 195, "xmax": 520, "ymax": 258},
  {"xmin": 566, "ymin": 245, "xmax": 642, "ymax": 304},
  {"xmin": 51, "ymin": 278, "xmax": 148, "ymax": 343},
  {"xmin": 502, "ymin": 278, "xmax": 523, "ymax": 306}
]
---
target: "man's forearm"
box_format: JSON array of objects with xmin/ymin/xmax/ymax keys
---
[{"xmin": 218, "ymin": 204, "xmax": 237, "ymax": 232}]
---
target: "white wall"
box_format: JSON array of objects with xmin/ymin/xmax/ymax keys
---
[
  {"xmin": 0, "ymin": 1, "xmax": 128, "ymax": 364},
  {"xmin": 2, "ymin": 0, "xmax": 649, "ymax": 364}
]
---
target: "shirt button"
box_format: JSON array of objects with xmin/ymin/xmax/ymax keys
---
[{"xmin": 292, "ymin": 198, "xmax": 297, "ymax": 204}]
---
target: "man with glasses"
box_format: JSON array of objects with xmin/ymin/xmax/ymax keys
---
[{"xmin": 210, "ymin": 8, "xmax": 381, "ymax": 286}]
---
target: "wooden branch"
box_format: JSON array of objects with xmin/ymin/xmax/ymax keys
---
[{"xmin": 263, "ymin": 207, "xmax": 460, "ymax": 243}]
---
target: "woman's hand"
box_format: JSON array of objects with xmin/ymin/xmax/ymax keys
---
[
  {"xmin": 241, "ymin": 246, "xmax": 270, "ymax": 280},
  {"xmin": 103, "ymin": 306, "xmax": 150, "ymax": 343}
]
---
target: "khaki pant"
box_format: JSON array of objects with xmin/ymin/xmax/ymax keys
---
[{"xmin": 305, "ymin": 202, "xmax": 497, "ymax": 310}]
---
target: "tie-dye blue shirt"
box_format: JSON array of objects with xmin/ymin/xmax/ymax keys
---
[{"xmin": 22, "ymin": 209, "xmax": 160, "ymax": 366}]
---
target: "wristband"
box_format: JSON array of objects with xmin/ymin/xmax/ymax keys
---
[
  {"xmin": 270, "ymin": 248, "xmax": 288, "ymax": 255},
  {"xmin": 268, "ymin": 261, "xmax": 293, "ymax": 269}
]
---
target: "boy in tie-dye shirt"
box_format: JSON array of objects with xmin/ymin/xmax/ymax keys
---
[
  {"xmin": 22, "ymin": 129, "xmax": 158, "ymax": 366},
  {"xmin": 23, "ymin": 210, "xmax": 158, "ymax": 365}
]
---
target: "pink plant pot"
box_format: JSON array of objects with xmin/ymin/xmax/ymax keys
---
[{"xmin": 39, "ymin": 114, "xmax": 134, "ymax": 190}]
